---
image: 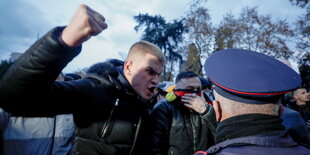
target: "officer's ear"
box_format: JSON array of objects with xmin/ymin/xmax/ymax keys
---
[
  {"xmin": 213, "ymin": 100, "xmax": 222, "ymax": 122},
  {"xmin": 278, "ymin": 104, "xmax": 284, "ymax": 116}
]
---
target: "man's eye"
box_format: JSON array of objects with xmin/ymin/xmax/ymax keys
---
[{"xmin": 147, "ymin": 70, "xmax": 156, "ymax": 75}]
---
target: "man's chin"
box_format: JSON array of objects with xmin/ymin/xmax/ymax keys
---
[{"xmin": 140, "ymin": 94, "xmax": 152, "ymax": 100}]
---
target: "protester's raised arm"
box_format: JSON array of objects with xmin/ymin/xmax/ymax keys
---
[{"xmin": 0, "ymin": 5, "xmax": 108, "ymax": 116}]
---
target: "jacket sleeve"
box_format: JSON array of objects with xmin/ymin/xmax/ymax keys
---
[
  {"xmin": 200, "ymin": 104, "xmax": 217, "ymax": 137},
  {"xmin": 0, "ymin": 27, "xmax": 85, "ymax": 116},
  {"xmin": 150, "ymin": 100, "xmax": 172, "ymax": 155}
]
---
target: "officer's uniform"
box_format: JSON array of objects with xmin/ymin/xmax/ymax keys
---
[{"xmin": 195, "ymin": 49, "xmax": 310, "ymax": 155}]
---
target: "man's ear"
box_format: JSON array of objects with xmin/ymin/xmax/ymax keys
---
[
  {"xmin": 213, "ymin": 100, "xmax": 222, "ymax": 122},
  {"xmin": 124, "ymin": 60, "xmax": 132, "ymax": 76}
]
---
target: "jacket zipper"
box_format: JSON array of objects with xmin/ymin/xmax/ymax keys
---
[
  {"xmin": 101, "ymin": 98, "xmax": 119, "ymax": 138},
  {"xmin": 129, "ymin": 116, "xmax": 142, "ymax": 155},
  {"xmin": 190, "ymin": 114, "xmax": 197, "ymax": 153}
]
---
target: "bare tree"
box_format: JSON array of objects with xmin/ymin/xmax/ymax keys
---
[
  {"xmin": 215, "ymin": 7, "xmax": 295, "ymax": 59},
  {"xmin": 182, "ymin": 0, "xmax": 213, "ymax": 75}
]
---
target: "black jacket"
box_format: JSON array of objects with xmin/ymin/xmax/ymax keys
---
[
  {"xmin": 150, "ymin": 99, "xmax": 215, "ymax": 155},
  {"xmin": 0, "ymin": 27, "xmax": 152, "ymax": 155},
  {"xmin": 294, "ymin": 103, "xmax": 310, "ymax": 126}
]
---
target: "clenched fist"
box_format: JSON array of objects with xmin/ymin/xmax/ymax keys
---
[{"xmin": 61, "ymin": 4, "xmax": 108, "ymax": 47}]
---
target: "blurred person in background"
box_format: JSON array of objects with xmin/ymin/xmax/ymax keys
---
[
  {"xmin": 292, "ymin": 88, "xmax": 310, "ymax": 129},
  {"xmin": 0, "ymin": 73, "xmax": 77, "ymax": 155}
]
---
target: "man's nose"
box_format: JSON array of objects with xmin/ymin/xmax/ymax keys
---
[{"xmin": 151, "ymin": 75, "xmax": 159, "ymax": 84}]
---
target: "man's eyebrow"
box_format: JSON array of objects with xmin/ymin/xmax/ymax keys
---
[{"xmin": 147, "ymin": 66, "xmax": 161, "ymax": 75}]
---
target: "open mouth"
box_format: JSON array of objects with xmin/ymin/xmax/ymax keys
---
[{"xmin": 148, "ymin": 86, "xmax": 156, "ymax": 94}]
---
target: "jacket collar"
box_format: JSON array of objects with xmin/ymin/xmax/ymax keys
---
[
  {"xmin": 207, "ymin": 131, "xmax": 297, "ymax": 154},
  {"xmin": 116, "ymin": 66, "xmax": 148, "ymax": 104},
  {"xmin": 116, "ymin": 66, "xmax": 136, "ymax": 96}
]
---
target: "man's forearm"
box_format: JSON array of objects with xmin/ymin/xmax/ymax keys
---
[
  {"xmin": 201, "ymin": 105, "xmax": 217, "ymax": 137},
  {"xmin": 0, "ymin": 27, "xmax": 81, "ymax": 111}
]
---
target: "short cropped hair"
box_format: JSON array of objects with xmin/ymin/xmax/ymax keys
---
[
  {"xmin": 214, "ymin": 91, "xmax": 281, "ymax": 116},
  {"xmin": 175, "ymin": 71, "xmax": 198, "ymax": 83},
  {"xmin": 126, "ymin": 41, "xmax": 165, "ymax": 64},
  {"xmin": 293, "ymin": 87, "xmax": 305, "ymax": 96}
]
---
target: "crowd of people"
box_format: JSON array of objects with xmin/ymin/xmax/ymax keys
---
[{"xmin": 0, "ymin": 4, "xmax": 309, "ymax": 155}]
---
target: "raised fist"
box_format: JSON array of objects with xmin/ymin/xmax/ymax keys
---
[{"xmin": 61, "ymin": 4, "xmax": 108, "ymax": 47}]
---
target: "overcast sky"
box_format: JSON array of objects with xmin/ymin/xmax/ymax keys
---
[{"xmin": 0, "ymin": 0, "xmax": 304, "ymax": 72}]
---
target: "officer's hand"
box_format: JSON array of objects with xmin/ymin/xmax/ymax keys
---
[
  {"xmin": 182, "ymin": 93, "xmax": 207, "ymax": 114},
  {"xmin": 61, "ymin": 4, "xmax": 107, "ymax": 47}
]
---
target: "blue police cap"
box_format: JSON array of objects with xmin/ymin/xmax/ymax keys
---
[{"xmin": 204, "ymin": 49, "xmax": 301, "ymax": 104}]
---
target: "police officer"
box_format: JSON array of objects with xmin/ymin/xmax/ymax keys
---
[{"xmin": 196, "ymin": 49, "xmax": 310, "ymax": 154}]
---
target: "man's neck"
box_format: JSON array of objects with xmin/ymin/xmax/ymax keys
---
[{"xmin": 296, "ymin": 100, "xmax": 306, "ymax": 106}]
